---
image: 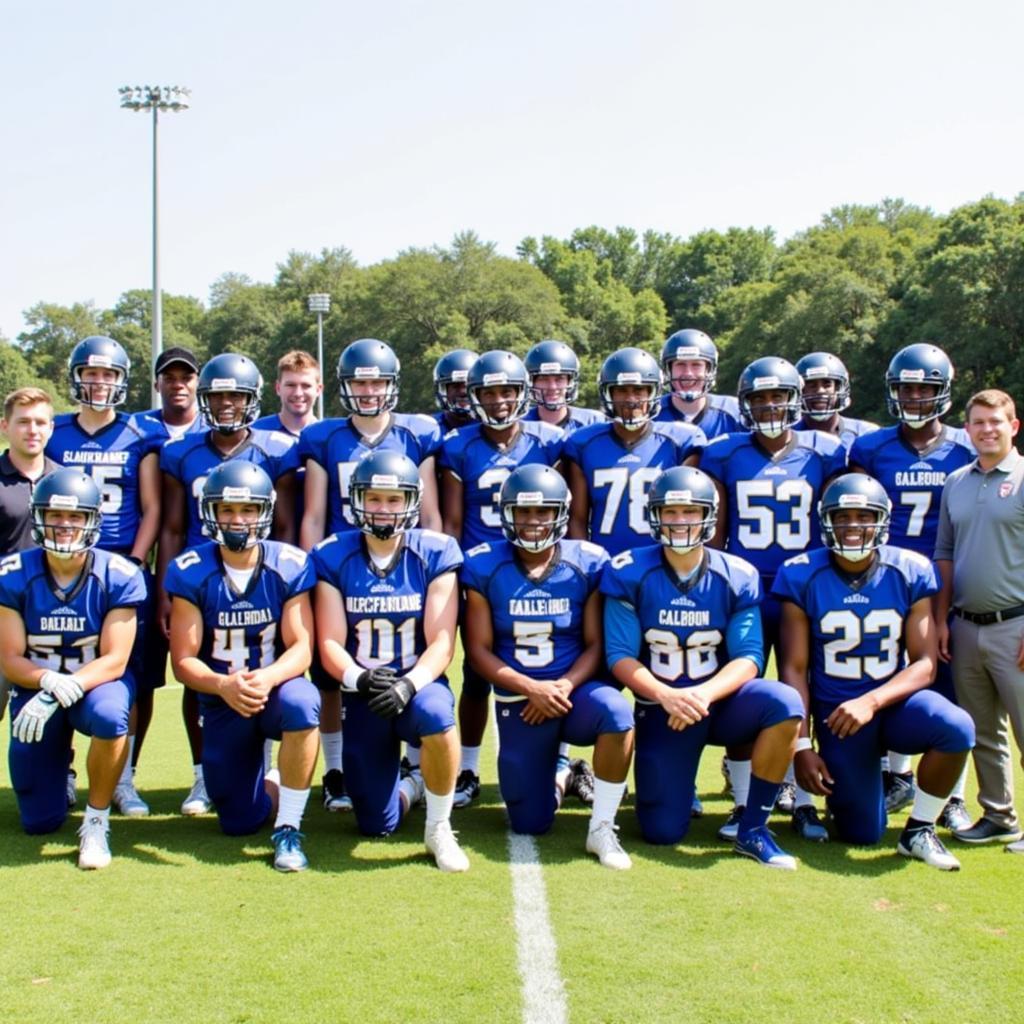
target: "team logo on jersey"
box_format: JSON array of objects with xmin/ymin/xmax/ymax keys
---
[
  {"xmin": 843, "ymin": 594, "xmax": 870, "ymax": 604},
  {"xmin": 370, "ymin": 582, "xmax": 396, "ymax": 593},
  {"xmin": 670, "ymin": 595, "xmax": 697, "ymax": 608},
  {"xmin": 1000, "ymin": 482, "xmax": 1015, "ymax": 498}
]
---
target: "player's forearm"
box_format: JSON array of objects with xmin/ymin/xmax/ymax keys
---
[
  {"xmin": 73, "ymin": 650, "xmax": 133, "ymax": 690},
  {"xmin": 0, "ymin": 653, "xmax": 48, "ymax": 689},
  {"xmin": 261, "ymin": 639, "xmax": 313, "ymax": 688},
  {"xmin": 562, "ymin": 644, "xmax": 602, "ymax": 689},
  {"xmin": 867, "ymin": 658, "xmax": 935, "ymax": 711},
  {"xmin": 410, "ymin": 632, "xmax": 455, "ymax": 687},
  {"xmin": 318, "ymin": 635, "xmax": 356, "ymax": 683},
  {"xmin": 173, "ymin": 655, "xmax": 228, "ymax": 695},
  {"xmin": 466, "ymin": 642, "xmax": 536, "ymax": 694},
  {"xmin": 698, "ymin": 656, "xmax": 758, "ymax": 705},
  {"xmin": 131, "ymin": 506, "xmax": 162, "ymax": 563},
  {"xmin": 610, "ymin": 656, "xmax": 668, "ymax": 702}
]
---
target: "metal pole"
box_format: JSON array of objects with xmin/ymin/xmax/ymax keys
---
[
  {"xmin": 316, "ymin": 311, "xmax": 325, "ymax": 421},
  {"xmin": 151, "ymin": 102, "xmax": 161, "ymax": 402}
]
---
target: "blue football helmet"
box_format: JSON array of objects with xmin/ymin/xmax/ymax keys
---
[
  {"xmin": 818, "ymin": 473, "xmax": 891, "ymax": 562},
  {"xmin": 885, "ymin": 344, "xmax": 954, "ymax": 426},
  {"xmin": 524, "ymin": 340, "xmax": 580, "ymax": 410},
  {"xmin": 68, "ymin": 336, "xmax": 131, "ymax": 409},
  {"xmin": 796, "ymin": 352, "xmax": 851, "ymax": 420},
  {"xmin": 647, "ymin": 466, "xmax": 719, "ymax": 552},
  {"xmin": 433, "ymin": 349, "xmax": 477, "ymax": 415},
  {"xmin": 598, "ymin": 348, "xmax": 662, "ymax": 430},
  {"xmin": 200, "ymin": 461, "xmax": 276, "ymax": 552},
  {"xmin": 349, "ymin": 449, "xmax": 422, "ymax": 540},
  {"xmin": 498, "ymin": 464, "xmax": 571, "ymax": 552},
  {"xmin": 198, "ymin": 353, "xmax": 263, "ymax": 434},
  {"xmin": 337, "ymin": 339, "xmax": 401, "ymax": 418},
  {"xmin": 660, "ymin": 329, "xmax": 719, "ymax": 401},
  {"xmin": 31, "ymin": 468, "xmax": 103, "ymax": 557},
  {"xmin": 466, "ymin": 350, "xmax": 530, "ymax": 429},
  {"xmin": 737, "ymin": 357, "xmax": 803, "ymax": 437}
]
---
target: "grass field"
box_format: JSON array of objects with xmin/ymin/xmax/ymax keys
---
[{"xmin": 1, "ymin": 665, "xmax": 1023, "ymax": 1024}]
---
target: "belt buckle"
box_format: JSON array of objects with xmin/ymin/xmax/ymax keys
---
[{"xmin": 995, "ymin": 610, "xmax": 1004, "ymax": 624}]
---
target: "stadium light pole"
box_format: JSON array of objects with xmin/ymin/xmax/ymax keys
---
[
  {"xmin": 119, "ymin": 85, "xmax": 191, "ymax": 397},
  {"xmin": 308, "ymin": 293, "xmax": 331, "ymax": 420}
]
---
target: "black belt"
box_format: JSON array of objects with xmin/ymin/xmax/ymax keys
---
[{"xmin": 954, "ymin": 605, "xmax": 1024, "ymax": 626}]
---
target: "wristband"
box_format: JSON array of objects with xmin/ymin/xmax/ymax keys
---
[
  {"xmin": 795, "ymin": 737, "xmax": 813, "ymax": 753},
  {"xmin": 342, "ymin": 665, "xmax": 364, "ymax": 691}
]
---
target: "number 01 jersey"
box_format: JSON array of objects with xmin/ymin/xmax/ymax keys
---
[
  {"xmin": 771, "ymin": 545, "xmax": 939, "ymax": 707},
  {"xmin": 311, "ymin": 529, "xmax": 463, "ymax": 676},
  {"xmin": 461, "ymin": 538, "xmax": 608, "ymax": 696},
  {"xmin": 0, "ymin": 548, "xmax": 147, "ymax": 675}
]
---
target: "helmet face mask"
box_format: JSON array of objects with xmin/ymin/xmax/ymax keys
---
[
  {"xmin": 525, "ymin": 341, "xmax": 580, "ymax": 411},
  {"xmin": 661, "ymin": 330, "xmax": 719, "ymax": 402},
  {"xmin": 200, "ymin": 463, "xmax": 276, "ymax": 551},
  {"xmin": 349, "ymin": 451, "xmax": 422, "ymax": 540},
  {"xmin": 599, "ymin": 348, "xmax": 663, "ymax": 431},
  {"xmin": 68, "ymin": 337, "xmax": 131, "ymax": 409},
  {"xmin": 467, "ymin": 352, "xmax": 530, "ymax": 430},
  {"xmin": 647, "ymin": 467, "xmax": 718, "ymax": 552},
  {"xmin": 796, "ymin": 353, "xmax": 851, "ymax": 421},
  {"xmin": 433, "ymin": 350, "xmax": 476, "ymax": 415},
  {"xmin": 338, "ymin": 340, "xmax": 401, "ymax": 418},
  {"xmin": 738, "ymin": 358, "xmax": 803, "ymax": 437},
  {"xmin": 819, "ymin": 474, "xmax": 892, "ymax": 563},
  {"xmin": 31, "ymin": 469, "xmax": 103, "ymax": 558},
  {"xmin": 198, "ymin": 355, "xmax": 263, "ymax": 435},
  {"xmin": 884, "ymin": 344, "xmax": 953, "ymax": 426},
  {"xmin": 498, "ymin": 465, "xmax": 570, "ymax": 552}
]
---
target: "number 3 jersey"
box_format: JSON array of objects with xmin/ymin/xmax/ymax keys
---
[
  {"xmin": 311, "ymin": 529, "xmax": 463, "ymax": 676},
  {"xmin": 0, "ymin": 548, "xmax": 147, "ymax": 674},
  {"xmin": 770, "ymin": 545, "xmax": 939, "ymax": 707},
  {"xmin": 164, "ymin": 541, "xmax": 315, "ymax": 685},
  {"xmin": 460, "ymin": 538, "xmax": 609, "ymax": 695}
]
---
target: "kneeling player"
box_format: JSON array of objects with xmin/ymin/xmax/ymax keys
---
[
  {"xmin": 0, "ymin": 469, "xmax": 145, "ymax": 869},
  {"xmin": 601, "ymin": 466, "xmax": 804, "ymax": 868},
  {"xmin": 167, "ymin": 461, "xmax": 320, "ymax": 872},
  {"xmin": 462, "ymin": 465, "xmax": 634, "ymax": 868},
  {"xmin": 773, "ymin": 474, "xmax": 974, "ymax": 870},
  {"xmin": 314, "ymin": 450, "xmax": 469, "ymax": 872}
]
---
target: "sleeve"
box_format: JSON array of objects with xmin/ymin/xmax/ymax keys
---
[
  {"xmin": 847, "ymin": 434, "xmax": 870, "ymax": 471},
  {"xmin": 163, "ymin": 554, "xmax": 200, "ymax": 604},
  {"xmin": 109, "ymin": 559, "xmax": 149, "ymax": 608},
  {"xmin": 284, "ymin": 548, "xmax": 317, "ymax": 598},
  {"xmin": 296, "ymin": 426, "xmax": 320, "ymax": 468},
  {"xmin": 460, "ymin": 550, "xmax": 486, "ymax": 595},
  {"xmin": 0, "ymin": 556, "xmax": 24, "ymax": 611},
  {"xmin": 561, "ymin": 430, "xmax": 582, "ymax": 468},
  {"xmin": 543, "ymin": 430, "xmax": 564, "ymax": 465},
  {"xmin": 598, "ymin": 560, "xmax": 634, "ymax": 604},
  {"xmin": 826, "ymin": 438, "xmax": 848, "ymax": 478},
  {"xmin": 604, "ymin": 597, "xmax": 642, "ymax": 668},
  {"xmin": 770, "ymin": 562, "xmax": 803, "ymax": 605},
  {"xmin": 933, "ymin": 483, "xmax": 954, "ymax": 561},
  {"xmin": 429, "ymin": 535, "xmax": 464, "ymax": 580},
  {"xmin": 268, "ymin": 438, "xmax": 300, "ymax": 480},
  {"xmin": 437, "ymin": 431, "xmax": 462, "ymax": 476},
  {"xmin": 419, "ymin": 419, "xmax": 443, "ymax": 461},
  {"xmin": 698, "ymin": 435, "xmax": 729, "ymax": 482},
  {"xmin": 309, "ymin": 540, "xmax": 338, "ymax": 585},
  {"xmin": 159, "ymin": 438, "xmax": 182, "ymax": 477},
  {"xmin": 907, "ymin": 555, "xmax": 940, "ymax": 603},
  {"xmin": 679, "ymin": 424, "xmax": 708, "ymax": 461},
  {"xmin": 725, "ymin": 607, "xmax": 764, "ymax": 673}
]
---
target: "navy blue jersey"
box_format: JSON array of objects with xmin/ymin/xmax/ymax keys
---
[
  {"xmin": 701, "ymin": 430, "xmax": 846, "ymax": 581},
  {"xmin": 793, "ymin": 415, "xmax": 877, "ymax": 452},
  {"xmin": 771, "ymin": 545, "xmax": 939, "ymax": 706},
  {"xmin": 164, "ymin": 540, "xmax": 315, "ymax": 684},
  {"xmin": 461, "ymin": 538, "xmax": 608, "ymax": 695},
  {"xmin": 46, "ymin": 413, "xmax": 159, "ymax": 555},
  {"xmin": 254, "ymin": 413, "xmax": 309, "ymax": 529},
  {"xmin": 439, "ymin": 421, "xmax": 564, "ymax": 550},
  {"xmin": 132, "ymin": 408, "xmax": 205, "ymax": 444},
  {"xmin": 564, "ymin": 421, "xmax": 706, "ymax": 556},
  {"xmin": 848, "ymin": 425, "xmax": 974, "ymax": 556},
  {"xmin": 311, "ymin": 529, "xmax": 462, "ymax": 674},
  {"xmin": 0, "ymin": 547, "xmax": 146, "ymax": 673},
  {"xmin": 298, "ymin": 413, "xmax": 441, "ymax": 536},
  {"xmin": 601, "ymin": 545, "xmax": 761, "ymax": 687},
  {"xmin": 523, "ymin": 405, "xmax": 604, "ymax": 435},
  {"xmin": 654, "ymin": 393, "xmax": 742, "ymax": 439},
  {"xmin": 160, "ymin": 428, "xmax": 300, "ymax": 547}
]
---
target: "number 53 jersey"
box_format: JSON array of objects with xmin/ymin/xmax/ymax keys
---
[{"xmin": 771, "ymin": 545, "xmax": 939, "ymax": 707}]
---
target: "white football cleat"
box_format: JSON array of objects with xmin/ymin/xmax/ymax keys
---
[
  {"xmin": 898, "ymin": 826, "xmax": 961, "ymax": 871},
  {"xmin": 181, "ymin": 777, "xmax": 212, "ymax": 816},
  {"xmin": 113, "ymin": 780, "xmax": 150, "ymax": 817},
  {"xmin": 425, "ymin": 820, "xmax": 470, "ymax": 873},
  {"xmin": 78, "ymin": 814, "xmax": 112, "ymax": 870},
  {"xmin": 586, "ymin": 821, "xmax": 632, "ymax": 870}
]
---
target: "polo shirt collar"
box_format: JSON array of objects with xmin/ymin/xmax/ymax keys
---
[{"xmin": 972, "ymin": 448, "xmax": 1022, "ymax": 474}]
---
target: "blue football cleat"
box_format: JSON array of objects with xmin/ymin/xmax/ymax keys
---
[
  {"xmin": 272, "ymin": 825, "xmax": 309, "ymax": 872},
  {"xmin": 734, "ymin": 826, "xmax": 798, "ymax": 870}
]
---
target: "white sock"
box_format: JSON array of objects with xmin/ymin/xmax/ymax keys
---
[
  {"xmin": 118, "ymin": 737, "xmax": 136, "ymax": 786},
  {"xmin": 322, "ymin": 730, "xmax": 343, "ymax": 772},
  {"xmin": 794, "ymin": 784, "xmax": 815, "ymax": 809},
  {"xmin": 263, "ymin": 739, "xmax": 274, "ymax": 774},
  {"xmin": 950, "ymin": 765, "xmax": 968, "ymax": 800},
  {"xmin": 425, "ymin": 787, "xmax": 455, "ymax": 827},
  {"xmin": 460, "ymin": 745, "xmax": 481, "ymax": 774},
  {"xmin": 405, "ymin": 744, "xmax": 421, "ymax": 769},
  {"xmin": 784, "ymin": 762, "xmax": 795, "ymax": 784},
  {"xmin": 880, "ymin": 754, "xmax": 890, "ymax": 773},
  {"xmin": 192, "ymin": 763, "xmax": 205, "ymax": 784},
  {"xmin": 555, "ymin": 760, "xmax": 572, "ymax": 794},
  {"xmin": 274, "ymin": 785, "xmax": 310, "ymax": 830},
  {"xmin": 909, "ymin": 788, "xmax": 947, "ymax": 825},
  {"xmin": 728, "ymin": 759, "xmax": 752, "ymax": 806},
  {"xmin": 888, "ymin": 752, "xmax": 912, "ymax": 775},
  {"xmin": 589, "ymin": 778, "xmax": 627, "ymax": 831},
  {"xmin": 399, "ymin": 775, "xmax": 421, "ymax": 813},
  {"xmin": 85, "ymin": 803, "xmax": 110, "ymax": 824},
  {"xmin": 557, "ymin": 741, "xmax": 570, "ymax": 759}
]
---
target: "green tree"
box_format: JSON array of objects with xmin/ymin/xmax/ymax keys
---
[{"xmin": 18, "ymin": 301, "xmax": 103, "ymax": 389}]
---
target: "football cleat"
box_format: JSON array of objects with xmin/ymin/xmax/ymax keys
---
[
  {"xmin": 792, "ymin": 805, "xmax": 829, "ymax": 842},
  {"xmin": 775, "ymin": 782, "xmax": 797, "ymax": 815},
  {"xmin": 1005, "ymin": 838, "xmax": 1024, "ymax": 854},
  {"xmin": 181, "ymin": 777, "xmax": 212, "ymax": 816},
  {"xmin": 718, "ymin": 805, "xmax": 745, "ymax": 842},
  {"xmin": 452, "ymin": 769, "xmax": 481, "ymax": 809},
  {"xmin": 734, "ymin": 826, "xmax": 798, "ymax": 870},
  {"xmin": 939, "ymin": 797, "xmax": 972, "ymax": 833},
  {"xmin": 271, "ymin": 825, "xmax": 309, "ymax": 872},
  {"xmin": 566, "ymin": 758, "xmax": 596, "ymax": 807},
  {"xmin": 321, "ymin": 769, "xmax": 353, "ymax": 813},
  {"xmin": 66, "ymin": 769, "xmax": 77, "ymax": 810},
  {"xmin": 897, "ymin": 826, "xmax": 961, "ymax": 871},
  {"xmin": 585, "ymin": 821, "xmax": 632, "ymax": 870},
  {"xmin": 78, "ymin": 814, "xmax": 112, "ymax": 870},
  {"xmin": 113, "ymin": 780, "xmax": 150, "ymax": 817},
  {"xmin": 884, "ymin": 771, "xmax": 916, "ymax": 814},
  {"xmin": 425, "ymin": 820, "xmax": 470, "ymax": 873},
  {"xmin": 951, "ymin": 817, "xmax": 1023, "ymax": 844}
]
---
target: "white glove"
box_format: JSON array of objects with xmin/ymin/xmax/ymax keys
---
[
  {"xmin": 39, "ymin": 670, "xmax": 84, "ymax": 708},
  {"xmin": 12, "ymin": 692, "xmax": 61, "ymax": 743}
]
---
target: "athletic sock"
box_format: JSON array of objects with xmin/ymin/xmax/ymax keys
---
[
  {"xmin": 460, "ymin": 745, "xmax": 481, "ymax": 775},
  {"xmin": 405, "ymin": 744, "xmax": 421, "ymax": 769},
  {"xmin": 793, "ymin": 784, "xmax": 815, "ymax": 809},
  {"xmin": 263, "ymin": 738, "xmax": 274, "ymax": 774},
  {"xmin": 117, "ymin": 737, "xmax": 136, "ymax": 786},
  {"xmin": 727, "ymin": 758, "xmax": 752, "ymax": 806},
  {"xmin": 908, "ymin": 788, "xmax": 947, "ymax": 826},
  {"xmin": 85, "ymin": 803, "xmax": 111, "ymax": 824},
  {"xmin": 950, "ymin": 765, "xmax": 967, "ymax": 801},
  {"xmin": 274, "ymin": 785, "xmax": 310, "ymax": 830},
  {"xmin": 888, "ymin": 752, "xmax": 912, "ymax": 775},
  {"xmin": 737, "ymin": 775, "xmax": 782, "ymax": 833},
  {"xmin": 192, "ymin": 763, "xmax": 205, "ymax": 784},
  {"xmin": 589, "ymin": 778, "xmax": 627, "ymax": 832},
  {"xmin": 322, "ymin": 730, "xmax": 343, "ymax": 773},
  {"xmin": 425, "ymin": 787, "xmax": 455, "ymax": 828}
]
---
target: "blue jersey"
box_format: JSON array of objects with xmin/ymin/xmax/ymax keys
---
[
  {"xmin": 439, "ymin": 421, "xmax": 564, "ymax": 550},
  {"xmin": 160, "ymin": 428, "xmax": 300, "ymax": 547},
  {"xmin": 254, "ymin": 413, "xmax": 310, "ymax": 530},
  {"xmin": 46, "ymin": 413, "xmax": 160, "ymax": 555},
  {"xmin": 654, "ymin": 393, "xmax": 742, "ymax": 440},
  {"xmin": 131, "ymin": 408, "xmax": 205, "ymax": 444},
  {"xmin": 601, "ymin": 545, "xmax": 762, "ymax": 687},
  {"xmin": 793, "ymin": 415, "xmax": 878, "ymax": 453},
  {"xmin": 0, "ymin": 547, "xmax": 146, "ymax": 674},
  {"xmin": 848, "ymin": 425, "xmax": 974, "ymax": 557},
  {"xmin": 164, "ymin": 540, "xmax": 315, "ymax": 689},
  {"xmin": 523, "ymin": 405, "xmax": 604, "ymax": 435},
  {"xmin": 298, "ymin": 413, "xmax": 441, "ymax": 536},
  {"xmin": 461, "ymin": 538, "xmax": 608, "ymax": 695},
  {"xmin": 311, "ymin": 529, "xmax": 462, "ymax": 675},
  {"xmin": 432, "ymin": 410, "xmax": 474, "ymax": 435},
  {"xmin": 564, "ymin": 421, "xmax": 706, "ymax": 556},
  {"xmin": 771, "ymin": 545, "xmax": 939, "ymax": 707},
  {"xmin": 701, "ymin": 430, "xmax": 846, "ymax": 581}
]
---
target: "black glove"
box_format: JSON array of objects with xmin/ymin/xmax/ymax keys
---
[
  {"xmin": 367, "ymin": 676, "xmax": 416, "ymax": 720},
  {"xmin": 355, "ymin": 667, "xmax": 398, "ymax": 696}
]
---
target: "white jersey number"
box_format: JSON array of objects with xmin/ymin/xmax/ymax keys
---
[
  {"xmin": 212, "ymin": 623, "xmax": 277, "ymax": 672},
  {"xmin": 820, "ymin": 609, "xmax": 902, "ymax": 681},
  {"xmin": 735, "ymin": 479, "xmax": 813, "ymax": 551},
  {"xmin": 354, "ymin": 617, "xmax": 418, "ymax": 671},
  {"xmin": 644, "ymin": 627, "xmax": 723, "ymax": 682},
  {"xmin": 593, "ymin": 466, "xmax": 661, "ymax": 537}
]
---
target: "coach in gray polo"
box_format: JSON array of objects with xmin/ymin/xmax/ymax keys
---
[{"xmin": 935, "ymin": 388, "xmax": 1024, "ymax": 849}]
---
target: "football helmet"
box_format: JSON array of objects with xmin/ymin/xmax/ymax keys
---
[
  {"xmin": 498, "ymin": 464, "xmax": 571, "ymax": 552},
  {"xmin": 647, "ymin": 466, "xmax": 718, "ymax": 551},
  {"xmin": 818, "ymin": 473, "xmax": 891, "ymax": 562},
  {"xmin": 737, "ymin": 357, "xmax": 803, "ymax": 437},
  {"xmin": 466, "ymin": 350, "xmax": 530, "ymax": 429},
  {"xmin": 337, "ymin": 338, "xmax": 401, "ymax": 418},
  {"xmin": 885, "ymin": 343, "xmax": 953, "ymax": 426},
  {"xmin": 200, "ymin": 461, "xmax": 276, "ymax": 552},
  {"xmin": 598, "ymin": 348, "xmax": 662, "ymax": 430},
  {"xmin": 68, "ymin": 336, "xmax": 131, "ymax": 409},
  {"xmin": 31, "ymin": 468, "xmax": 103, "ymax": 558},
  {"xmin": 796, "ymin": 352, "xmax": 851, "ymax": 420},
  {"xmin": 197, "ymin": 353, "xmax": 263, "ymax": 434},
  {"xmin": 524, "ymin": 339, "xmax": 580, "ymax": 410},
  {"xmin": 349, "ymin": 449, "xmax": 422, "ymax": 540},
  {"xmin": 660, "ymin": 329, "xmax": 718, "ymax": 401},
  {"xmin": 433, "ymin": 349, "xmax": 477, "ymax": 415}
]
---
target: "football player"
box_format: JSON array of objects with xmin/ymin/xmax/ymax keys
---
[
  {"xmin": 313, "ymin": 450, "xmax": 469, "ymax": 872},
  {"xmin": 432, "ymin": 349, "xmax": 477, "ymax": 434},
  {"xmin": 654, "ymin": 328, "xmax": 741, "ymax": 438},
  {"xmin": 0, "ymin": 469, "xmax": 146, "ymax": 869},
  {"xmin": 794, "ymin": 352, "xmax": 877, "ymax": 450},
  {"xmin": 167, "ymin": 461, "xmax": 319, "ymax": 871},
  {"xmin": 602, "ymin": 466, "xmax": 804, "ymax": 867},
  {"xmin": 523, "ymin": 339, "xmax": 604, "ymax": 434},
  {"xmin": 462, "ymin": 465, "xmax": 634, "ymax": 868},
  {"xmin": 773, "ymin": 473, "xmax": 974, "ymax": 869}
]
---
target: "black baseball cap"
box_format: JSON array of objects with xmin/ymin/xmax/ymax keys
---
[{"xmin": 154, "ymin": 346, "xmax": 199, "ymax": 375}]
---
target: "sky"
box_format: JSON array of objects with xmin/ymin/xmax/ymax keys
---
[{"xmin": 2, "ymin": 0, "xmax": 1022, "ymax": 344}]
